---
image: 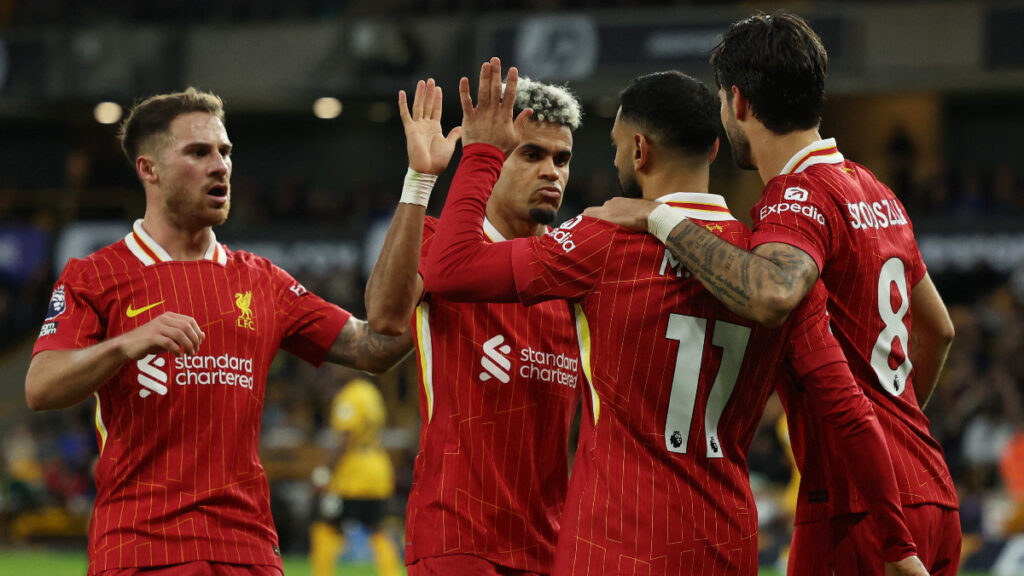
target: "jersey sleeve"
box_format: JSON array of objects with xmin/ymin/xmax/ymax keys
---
[
  {"xmin": 272, "ymin": 262, "xmax": 352, "ymax": 367},
  {"xmin": 794, "ymin": 361, "xmax": 918, "ymax": 563},
  {"xmin": 510, "ymin": 215, "xmax": 615, "ymax": 306},
  {"xmin": 420, "ymin": 143, "xmax": 524, "ymax": 303},
  {"xmin": 750, "ymin": 176, "xmax": 840, "ymax": 273},
  {"xmin": 786, "ymin": 282, "xmax": 918, "ymax": 563},
  {"xmin": 784, "ymin": 282, "xmax": 847, "ymax": 376},
  {"xmin": 32, "ymin": 260, "xmax": 104, "ymax": 355}
]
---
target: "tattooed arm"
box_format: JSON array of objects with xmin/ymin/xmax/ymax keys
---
[
  {"xmin": 664, "ymin": 221, "xmax": 818, "ymax": 327},
  {"xmin": 325, "ymin": 317, "xmax": 414, "ymax": 374},
  {"xmin": 585, "ymin": 197, "xmax": 818, "ymax": 327}
]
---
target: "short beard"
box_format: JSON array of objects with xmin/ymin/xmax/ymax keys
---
[
  {"xmin": 724, "ymin": 118, "xmax": 755, "ymax": 171},
  {"xmin": 529, "ymin": 207, "xmax": 556, "ymax": 225},
  {"xmin": 730, "ymin": 139, "xmax": 755, "ymax": 171},
  {"xmin": 618, "ymin": 174, "xmax": 643, "ymax": 199},
  {"xmin": 166, "ymin": 193, "xmax": 230, "ymax": 229}
]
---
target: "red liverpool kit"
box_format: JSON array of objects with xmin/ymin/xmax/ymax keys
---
[
  {"xmin": 751, "ymin": 139, "xmax": 958, "ymax": 519},
  {"xmin": 404, "ymin": 215, "xmax": 581, "ymax": 574},
  {"xmin": 34, "ymin": 221, "xmax": 350, "ymax": 574},
  {"xmin": 420, "ymin": 144, "xmax": 916, "ymax": 575}
]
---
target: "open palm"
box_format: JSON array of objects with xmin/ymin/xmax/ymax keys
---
[
  {"xmin": 458, "ymin": 57, "xmax": 532, "ymax": 155},
  {"xmin": 399, "ymin": 78, "xmax": 461, "ymax": 175}
]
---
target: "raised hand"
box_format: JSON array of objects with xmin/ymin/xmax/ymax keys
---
[
  {"xmin": 118, "ymin": 312, "xmax": 206, "ymax": 360},
  {"xmin": 458, "ymin": 57, "xmax": 533, "ymax": 155},
  {"xmin": 398, "ymin": 78, "xmax": 462, "ymax": 175}
]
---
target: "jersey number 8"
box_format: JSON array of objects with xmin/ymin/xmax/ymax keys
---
[{"xmin": 871, "ymin": 257, "xmax": 912, "ymax": 396}]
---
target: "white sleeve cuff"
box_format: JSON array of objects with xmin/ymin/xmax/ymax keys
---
[{"xmin": 648, "ymin": 203, "xmax": 689, "ymax": 244}]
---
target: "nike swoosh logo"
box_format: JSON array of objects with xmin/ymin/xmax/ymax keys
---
[{"xmin": 126, "ymin": 300, "xmax": 165, "ymax": 318}]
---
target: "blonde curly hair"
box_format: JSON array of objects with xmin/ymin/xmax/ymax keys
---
[{"xmin": 503, "ymin": 76, "xmax": 582, "ymax": 132}]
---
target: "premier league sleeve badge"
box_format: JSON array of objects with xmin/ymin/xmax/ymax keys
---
[
  {"xmin": 38, "ymin": 284, "xmax": 67, "ymax": 338},
  {"xmin": 45, "ymin": 284, "xmax": 67, "ymax": 321}
]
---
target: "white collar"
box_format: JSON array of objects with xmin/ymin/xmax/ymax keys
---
[
  {"xmin": 482, "ymin": 217, "xmax": 506, "ymax": 242},
  {"xmin": 779, "ymin": 138, "xmax": 845, "ymax": 175},
  {"xmin": 482, "ymin": 216, "xmax": 548, "ymax": 242},
  {"xmin": 655, "ymin": 192, "xmax": 735, "ymax": 221},
  {"xmin": 124, "ymin": 219, "xmax": 226, "ymax": 266}
]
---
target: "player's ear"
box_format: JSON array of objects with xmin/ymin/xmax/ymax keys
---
[
  {"xmin": 708, "ymin": 138, "xmax": 720, "ymax": 163},
  {"xmin": 730, "ymin": 85, "xmax": 748, "ymax": 121},
  {"xmin": 137, "ymin": 155, "xmax": 158, "ymax": 183},
  {"xmin": 633, "ymin": 133, "xmax": 651, "ymax": 172}
]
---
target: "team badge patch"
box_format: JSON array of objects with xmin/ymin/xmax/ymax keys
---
[
  {"xmin": 235, "ymin": 291, "xmax": 255, "ymax": 330},
  {"xmin": 45, "ymin": 284, "xmax": 67, "ymax": 321}
]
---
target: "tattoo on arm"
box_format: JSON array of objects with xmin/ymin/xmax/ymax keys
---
[
  {"xmin": 663, "ymin": 223, "xmax": 818, "ymax": 317},
  {"xmin": 331, "ymin": 318, "xmax": 412, "ymax": 371},
  {"xmin": 755, "ymin": 243, "xmax": 819, "ymax": 297}
]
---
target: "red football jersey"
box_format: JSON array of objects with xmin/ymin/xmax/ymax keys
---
[
  {"xmin": 33, "ymin": 221, "xmax": 350, "ymax": 575},
  {"xmin": 509, "ymin": 201, "xmax": 847, "ymax": 576},
  {"xmin": 422, "ymin": 144, "xmax": 917, "ymax": 574},
  {"xmin": 751, "ymin": 138, "xmax": 959, "ymax": 521},
  {"xmin": 403, "ymin": 216, "xmax": 581, "ymax": 573}
]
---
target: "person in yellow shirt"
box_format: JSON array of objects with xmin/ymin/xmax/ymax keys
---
[{"xmin": 310, "ymin": 378, "xmax": 400, "ymax": 576}]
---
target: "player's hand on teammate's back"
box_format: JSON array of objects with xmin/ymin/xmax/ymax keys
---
[
  {"xmin": 119, "ymin": 312, "xmax": 205, "ymax": 359},
  {"xmin": 458, "ymin": 57, "xmax": 532, "ymax": 155},
  {"xmin": 399, "ymin": 78, "xmax": 462, "ymax": 175},
  {"xmin": 885, "ymin": 554, "xmax": 930, "ymax": 576},
  {"xmin": 584, "ymin": 197, "xmax": 659, "ymax": 231}
]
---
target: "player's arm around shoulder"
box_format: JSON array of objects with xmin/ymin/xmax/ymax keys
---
[
  {"xmin": 325, "ymin": 317, "xmax": 413, "ymax": 375},
  {"xmin": 586, "ymin": 195, "xmax": 819, "ymax": 328}
]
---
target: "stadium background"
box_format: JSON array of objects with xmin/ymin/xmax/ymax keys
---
[{"xmin": 1, "ymin": 0, "xmax": 1023, "ymax": 574}]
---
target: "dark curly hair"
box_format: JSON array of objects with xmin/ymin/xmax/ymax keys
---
[{"xmin": 711, "ymin": 11, "xmax": 827, "ymax": 134}]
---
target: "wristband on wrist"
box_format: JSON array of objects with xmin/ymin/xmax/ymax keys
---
[
  {"xmin": 400, "ymin": 167, "xmax": 438, "ymax": 207},
  {"xmin": 648, "ymin": 204, "xmax": 689, "ymax": 244}
]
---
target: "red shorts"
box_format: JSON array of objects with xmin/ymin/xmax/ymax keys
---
[
  {"xmin": 97, "ymin": 561, "xmax": 283, "ymax": 576},
  {"xmin": 789, "ymin": 505, "xmax": 961, "ymax": 576},
  {"xmin": 407, "ymin": 555, "xmax": 544, "ymax": 576}
]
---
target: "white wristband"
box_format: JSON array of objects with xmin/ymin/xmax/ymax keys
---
[
  {"xmin": 647, "ymin": 204, "xmax": 689, "ymax": 244},
  {"xmin": 400, "ymin": 167, "xmax": 438, "ymax": 207}
]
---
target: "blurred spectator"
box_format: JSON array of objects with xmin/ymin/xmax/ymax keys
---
[{"xmin": 886, "ymin": 125, "xmax": 917, "ymax": 200}]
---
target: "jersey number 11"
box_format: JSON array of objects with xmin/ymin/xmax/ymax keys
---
[{"xmin": 663, "ymin": 314, "xmax": 751, "ymax": 458}]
